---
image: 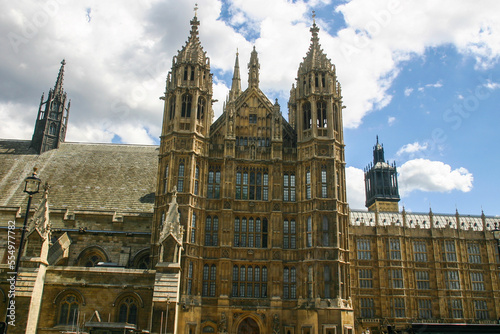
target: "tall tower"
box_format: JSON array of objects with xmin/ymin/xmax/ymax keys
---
[
  {"xmin": 150, "ymin": 8, "xmax": 214, "ymax": 333},
  {"xmin": 288, "ymin": 14, "xmax": 353, "ymax": 330},
  {"xmin": 30, "ymin": 60, "xmax": 70, "ymax": 154},
  {"xmin": 364, "ymin": 136, "xmax": 400, "ymax": 212}
]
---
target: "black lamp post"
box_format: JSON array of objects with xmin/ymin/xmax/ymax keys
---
[{"xmin": 4, "ymin": 168, "xmax": 41, "ymax": 333}]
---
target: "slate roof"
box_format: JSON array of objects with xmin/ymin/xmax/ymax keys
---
[{"xmin": 0, "ymin": 140, "xmax": 159, "ymax": 213}]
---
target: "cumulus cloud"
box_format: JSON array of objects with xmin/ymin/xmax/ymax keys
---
[
  {"xmin": 346, "ymin": 166, "xmax": 366, "ymax": 210},
  {"xmin": 388, "ymin": 116, "xmax": 396, "ymax": 126},
  {"xmin": 404, "ymin": 88, "xmax": 413, "ymax": 96},
  {"xmin": 1, "ymin": 0, "xmax": 500, "ymax": 144},
  {"xmin": 398, "ymin": 159, "xmax": 473, "ymax": 196},
  {"xmin": 396, "ymin": 141, "xmax": 428, "ymax": 157}
]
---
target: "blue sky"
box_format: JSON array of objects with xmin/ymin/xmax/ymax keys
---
[{"xmin": 1, "ymin": 0, "xmax": 499, "ymax": 215}]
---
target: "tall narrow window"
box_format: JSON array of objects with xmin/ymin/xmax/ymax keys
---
[
  {"xmin": 202, "ymin": 264, "xmax": 216, "ymax": 297},
  {"xmin": 306, "ymin": 216, "xmax": 312, "ymax": 247},
  {"xmin": 470, "ymin": 272, "xmax": 485, "ymax": 291},
  {"xmin": 306, "ymin": 170, "xmax": 311, "ymax": 199},
  {"xmin": 392, "ymin": 298, "xmax": 405, "ymax": 318},
  {"xmin": 118, "ymin": 297, "xmax": 138, "ymax": 324},
  {"xmin": 321, "ymin": 168, "xmax": 327, "ymax": 198},
  {"xmin": 58, "ymin": 295, "xmax": 80, "ymax": 325},
  {"xmin": 190, "ymin": 66, "xmax": 195, "ymax": 81},
  {"xmin": 322, "ymin": 216, "xmax": 329, "ymax": 246},
  {"xmin": 190, "ymin": 213, "xmax": 196, "ymax": 244},
  {"xmin": 415, "ymin": 271, "xmax": 430, "ymax": 290},
  {"xmin": 207, "ymin": 169, "xmax": 221, "ymax": 199},
  {"xmin": 390, "ymin": 269, "xmax": 404, "ymax": 288},
  {"xmin": 49, "ymin": 123, "xmax": 57, "ymax": 135},
  {"xmin": 181, "ymin": 94, "xmax": 192, "ymax": 118},
  {"xmin": 303, "ymin": 102, "xmax": 312, "ymax": 129},
  {"xmin": 307, "ymin": 266, "xmax": 313, "ymax": 298},
  {"xmin": 283, "ymin": 173, "xmax": 296, "ymax": 201},
  {"xmin": 187, "ymin": 262, "xmax": 193, "ymax": 295},
  {"xmin": 263, "ymin": 173, "xmax": 268, "ymax": 201},
  {"xmin": 194, "ymin": 165, "xmax": 199, "ymax": 195},
  {"xmin": 197, "ymin": 97, "xmax": 205, "ymax": 120},
  {"xmin": 205, "ymin": 216, "xmax": 219, "ymax": 246},
  {"xmin": 317, "ymin": 101, "xmax": 327, "ymax": 128},
  {"xmin": 324, "ymin": 266, "xmax": 331, "ymax": 298},
  {"xmin": 284, "ymin": 267, "xmax": 297, "ymax": 299},
  {"xmin": 169, "ymin": 97, "xmax": 176, "ymax": 120},
  {"xmin": 177, "ymin": 163, "xmax": 184, "ymax": 192},
  {"xmin": 283, "ymin": 219, "xmax": 296, "ymax": 249},
  {"xmin": 163, "ymin": 165, "xmax": 169, "ymax": 194}
]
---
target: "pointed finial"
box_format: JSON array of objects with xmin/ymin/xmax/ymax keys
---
[
  {"xmin": 194, "ymin": 3, "xmax": 198, "ymax": 17},
  {"xmin": 312, "ymin": 10, "xmax": 316, "ymax": 24},
  {"xmin": 376, "ymin": 135, "xmax": 379, "ymax": 144}
]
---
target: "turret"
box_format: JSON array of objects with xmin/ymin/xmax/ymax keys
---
[{"xmin": 30, "ymin": 60, "xmax": 70, "ymax": 154}]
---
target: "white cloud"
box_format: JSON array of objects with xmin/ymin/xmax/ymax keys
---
[
  {"xmin": 404, "ymin": 87, "xmax": 413, "ymax": 96},
  {"xmin": 398, "ymin": 159, "xmax": 473, "ymax": 196},
  {"xmin": 346, "ymin": 166, "xmax": 366, "ymax": 210},
  {"xmin": 396, "ymin": 141, "xmax": 428, "ymax": 157},
  {"xmin": 483, "ymin": 79, "xmax": 500, "ymax": 90},
  {"xmin": 388, "ymin": 116, "xmax": 396, "ymax": 126}
]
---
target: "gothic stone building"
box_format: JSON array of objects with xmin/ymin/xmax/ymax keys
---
[
  {"xmin": 1, "ymin": 13, "xmax": 500, "ymax": 334},
  {"xmin": 0, "ymin": 14, "xmax": 353, "ymax": 334}
]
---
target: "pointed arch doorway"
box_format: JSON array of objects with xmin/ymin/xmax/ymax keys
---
[{"xmin": 237, "ymin": 317, "xmax": 260, "ymax": 334}]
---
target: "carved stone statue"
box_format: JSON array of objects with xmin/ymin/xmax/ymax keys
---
[
  {"xmin": 272, "ymin": 313, "xmax": 280, "ymax": 334},
  {"xmin": 218, "ymin": 312, "xmax": 227, "ymax": 333}
]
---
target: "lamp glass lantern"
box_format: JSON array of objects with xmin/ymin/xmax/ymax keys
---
[{"xmin": 24, "ymin": 171, "xmax": 41, "ymax": 195}]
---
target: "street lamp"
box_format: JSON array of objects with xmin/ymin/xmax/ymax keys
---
[{"xmin": 4, "ymin": 168, "xmax": 41, "ymax": 333}]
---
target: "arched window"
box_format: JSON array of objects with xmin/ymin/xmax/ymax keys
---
[
  {"xmin": 58, "ymin": 294, "xmax": 80, "ymax": 325},
  {"xmin": 118, "ymin": 297, "xmax": 138, "ymax": 324},
  {"xmin": 169, "ymin": 97, "xmax": 176, "ymax": 120},
  {"xmin": 284, "ymin": 266, "xmax": 297, "ymax": 299},
  {"xmin": 283, "ymin": 219, "xmax": 296, "ymax": 249},
  {"xmin": 307, "ymin": 266, "xmax": 314, "ymax": 298},
  {"xmin": 202, "ymin": 264, "xmax": 216, "ymax": 297},
  {"xmin": 177, "ymin": 163, "xmax": 184, "ymax": 192},
  {"xmin": 306, "ymin": 216, "xmax": 312, "ymax": 248},
  {"xmin": 49, "ymin": 123, "xmax": 57, "ymax": 135},
  {"xmin": 191, "ymin": 213, "xmax": 196, "ymax": 243},
  {"xmin": 163, "ymin": 165, "xmax": 169, "ymax": 194},
  {"xmin": 197, "ymin": 97, "xmax": 205, "ymax": 120},
  {"xmin": 132, "ymin": 250, "xmax": 150, "ymax": 269},
  {"xmin": 306, "ymin": 169, "xmax": 311, "ymax": 199},
  {"xmin": 303, "ymin": 102, "xmax": 311, "ymax": 129},
  {"xmin": 77, "ymin": 247, "xmax": 108, "ymax": 267},
  {"xmin": 322, "ymin": 216, "xmax": 329, "ymax": 247},
  {"xmin": 321, "ymin": 168, "xmax": 327, "ymax": 198},
  {"xmin": 187, "ymin": 262, "xmax": 193, "ymax": 295},
  {"xmin": 317, "ymin": 101, "xmax": 327, "ymax": 128},
  {"xmin": 181, "ymin": 94, "xmax": 192, "ymax": 118}
]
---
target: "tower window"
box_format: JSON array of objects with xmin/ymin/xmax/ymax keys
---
[
  {"xmin": 234, "ymin": 217, "xmax": 268, "ymax": 248},
  {"xmin": 322, "ymin": 216, "xmax": 329, "ymax": 246},
  {"xmin": 306, "ymin": 216, "xmax": 312, "ymax": 247},
  {"xmin": 303, "ymin": 102, "xmax": 311, "ymax": 129},
  {"xmin": 49, "ymin": 123, "xmax": 57, "ymax": 135},
  {"xmin": 190, "ymin": 212, "xmax": 196, "ymax": 244},
  {"xmin": 283, "ymin": 173, "xmax": 295, "ymax": 201},
  {"xmin": 169, "ymin": 97, "xmax": 176, "ymax": 120},
  {"xmin": 283, "ymin": 219, "xmax": 296, "ymax": 249},
  {"xmin": 202, "ymin": 264, "xmax": 216, "ymax": 297},
  {"xmin": 306, "ymin": 170, "xmax": 311, "ymax": 199},
  {"xmin": 249, "ymin": 114, "xmax": 257, "ymax": 123},
  {"xmin": 204, "ymin": 216, "xmax": 219, "ymax": 246},
  {"xmin": 283, "ymin": 267, "xmax": 297, "ymax": 299},
  {"xmin": 187, "ymin": 262, "xmax": 193, "ymax": 295},
  {"xmin": 236, "ymin": 168, "xmax": 267, "ymax": 201},
  {"xmin": 181, "ymin": 94, "xmax": 192, "ymax": 118},
  {"xmin": 307, "ymin": 266, "xmax": 313, "ymax": 298},
  {"xmin": 207, "ymin": 168, "xmax": 221, "ymax": 199},
  {"xmin": 163, "ymin": 165, "xmax": 169, "ymax": 194},
  {"xmin": 324, "ymin": 266, "xmax": 331, "ymax": 298},
  {"xmin": 197, "ymin": 97, "xmax": 205, "ymax": 120},
  {"xmin": 321, "ymin": 168, "xmax": 327, "ymax": 198},
  {"xmin": 190, "ymin": 66, "xmax": 195, "ymax": 81},
  {"xmin": 177, "ymin": 163, "xmax": 184, "ymax": 192},
  {"xmin": 317, "ymin": 101, "xmax": 327, "ymax": 128}
]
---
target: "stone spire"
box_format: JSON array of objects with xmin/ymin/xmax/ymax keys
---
[
  {"xmin": 229, "ymin": 50, "xmax": 241, "ymax": 100},
  {"xmin": 176, "ymin": 9, "xmax": 206, "ymax": 65},
  {"xmin": 248, "ymin": 46, "xmax": 260, "ymax": 89},
  {"xmin": 53, "ymin": 59, "xmax": 66, "ymax": 95},
  {"xmin": 299, "ymin": 15, "xmax": 331, "ymax": 73}
]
